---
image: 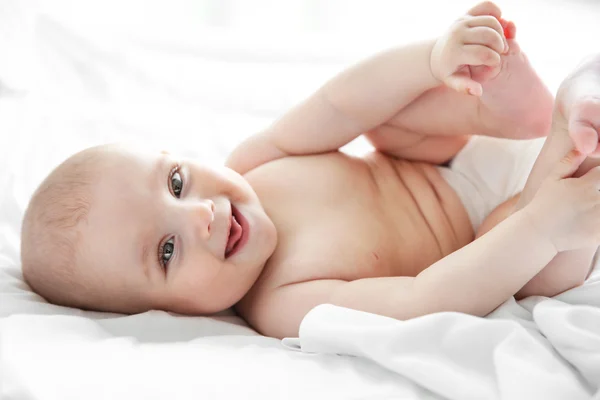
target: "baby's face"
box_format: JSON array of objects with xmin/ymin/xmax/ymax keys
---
[{"xmin": 80, "ymin": 145, "xmax": 277, "ymax": 314}]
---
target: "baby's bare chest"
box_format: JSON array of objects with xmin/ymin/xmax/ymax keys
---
[{"xmin": 245, "ymin": 152, "xmax": 468, "ymax": 289}]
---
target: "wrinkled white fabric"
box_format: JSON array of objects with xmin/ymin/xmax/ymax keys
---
[{"xmin": 288, "ymin": 270, "xmax": 600, "ymax": 399}]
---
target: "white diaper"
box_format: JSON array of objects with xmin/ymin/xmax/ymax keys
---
[{"xmin": 436, "ymin": 136, "xmax": 546, "ymax": 232}]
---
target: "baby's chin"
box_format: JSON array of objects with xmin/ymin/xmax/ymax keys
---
[{"xmin": 239, "ymin": 203, "xmax": 277, "ymax": 265}]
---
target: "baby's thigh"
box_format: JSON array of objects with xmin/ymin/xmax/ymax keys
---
[
  {"xmin": 515, "ymin": 249, "xmax": 596, "ymax": 299},
  {"xmin": 475, "ymin": 193, "xmax": 521, "ymax": 239}
]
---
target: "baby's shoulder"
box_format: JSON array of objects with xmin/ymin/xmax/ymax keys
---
[{"xmin": 236, "ymin": 269, "xmax": 342, "ymax": 338}]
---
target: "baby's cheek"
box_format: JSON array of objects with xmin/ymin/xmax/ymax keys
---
[{"xmin": 182, "ymin": 261, "xmax": 217, "ymax": 286}]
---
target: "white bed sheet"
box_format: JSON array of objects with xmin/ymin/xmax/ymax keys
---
[
  {"xmin": 1, "ymin": 0, "xmax": 600, "ymax": 399},
  {"xmin": 285, "ymin": 274, "xmax": 600, "ymax": 400}
]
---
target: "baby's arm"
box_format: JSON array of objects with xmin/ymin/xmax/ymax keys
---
[
  {"xmin": 227, "ymin": 40, "xmax": 440, "ymax": 174},
  {"xmin": 242, "ymin": 150, "xmax": 600, "ymax": 339},
  {"xmin": 245, "ymin": 209, "xmax": 555, "ymax": 339},
  {"xmin": 226, "ymin": 2, "xmax": 507, "ymax": 174}
]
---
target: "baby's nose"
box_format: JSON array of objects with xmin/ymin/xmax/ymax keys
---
[{"xmin": 189, "ymin": 199, "xmax": 215, "ymax": 240}]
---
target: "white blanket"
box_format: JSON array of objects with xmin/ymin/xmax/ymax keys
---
[
  {"xmin": 2, "ymin": 0, "xmax": 600, "ymax": 399},
  {"xmin": 285, "ymin": 271, "xmax": 600, "ymax": 399}
]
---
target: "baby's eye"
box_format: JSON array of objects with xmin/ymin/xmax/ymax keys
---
[
  {"xmin": 159, "ymin": 237, "xmax": 175, "ymax": 269},
  {"xmin": 170, "ymin": 169, "xmax": 183, "ymax": 198}
]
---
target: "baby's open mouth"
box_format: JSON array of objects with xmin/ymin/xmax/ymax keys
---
[{"xmin": 225, "ymin": 204, "xmax": 243, "ymax": 258}]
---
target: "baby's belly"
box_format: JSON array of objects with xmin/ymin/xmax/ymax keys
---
[
  {"xmin": 250, "ymin": 151, "xmax": 475, "ymax": 286},
  {"xmin": 381, "ymin": 154, "xmax": 473, "ymax": 241},
  {"xmin": 357, "ymin": 152, "xmax": 475, "ymax": 277}
]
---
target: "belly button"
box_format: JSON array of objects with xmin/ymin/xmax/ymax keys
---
[{"xmin": 371, "ymin": 251, "xmax": 380, "ymax": 261}]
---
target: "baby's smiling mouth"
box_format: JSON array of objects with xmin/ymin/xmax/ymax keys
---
[{"xmin": 225, "ymin": 204, "xmax": 243, "ymax": 258}]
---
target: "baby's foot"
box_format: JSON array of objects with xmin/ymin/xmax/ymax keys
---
[
  {"xmin": 555, "ymin": 54, "xmax": 600, "ymax": 155},
  {"xmin": 473, "ymin": 24, "xmax": 555, "ymax": 139}
]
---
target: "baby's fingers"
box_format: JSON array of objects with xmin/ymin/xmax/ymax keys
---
[
  {"xmin": 570, "ymin": 119, "xmax": 599, "ymax": 155},
  {"xmin": 445, "ymin": 44, "xmax": 502, "ymax": 96},
  {"xmin": 463, "ymin": 26, "xmax": 506, "ymax": 55},
  {"xmin": 465, "ymin": 15, "xmax": 507, "ymax": 52},
  {"xmin": 549, "ymin": 149, "xmax": 586, "ymax": 181},
  {"xmin": 445, "ymin": 72, "xmax": 483, "ymax": 96},
  {"xmin": 460, "ymin": 44, "xmax": 501, "ymax": 69},
  {"xmin": 467, "ymin": 1, "xmax": 502, "ymax": 19},
  {"xmin": 569, "ymin": 99, "xmax": 600, "ymax": 155}
]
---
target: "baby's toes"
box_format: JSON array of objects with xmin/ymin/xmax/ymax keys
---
[{"xmin": 499, "ymin": 18, "xmax": 516, "ymax": 40}]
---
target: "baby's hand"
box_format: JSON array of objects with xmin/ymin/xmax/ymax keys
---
[
  {"xmin": 430, "ymin": 1, "xmax": 511, "ymax": 96},
  {"xmin": 524, "ymin": 150, "xmax": 600, "ymax": 252}
]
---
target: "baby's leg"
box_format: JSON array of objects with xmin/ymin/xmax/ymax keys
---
[
  {"xmin": 366, "ymin": 36, "xmax": 555, "ymax": 154},
  {"xmin": 514, "ymin": 54, "xmax": 600, "ymax": 299}
]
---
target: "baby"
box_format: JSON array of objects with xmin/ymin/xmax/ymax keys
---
[{"xmin": 20, "ymin": 1, "xmax": 600, "ymax": 339}]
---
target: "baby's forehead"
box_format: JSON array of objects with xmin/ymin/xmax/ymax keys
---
[
  {"xmin": 56, "ymin": 143, "xmax": 150, "ymax": 178},
  {"xmin": 85, "ymin": 144, "xmax": 164, "ymax": 175},
  {"xmin": 86, "ymin": 145, "xmax": 173, "ymax": 208},
  {"xmin": 103, "ymin": 143, "xmax": 160, "ymax": 162}
]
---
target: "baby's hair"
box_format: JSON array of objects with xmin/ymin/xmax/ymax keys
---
[{"xmin": 21, "ymin": 145, "xmax": 108, "ymax": 310}]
